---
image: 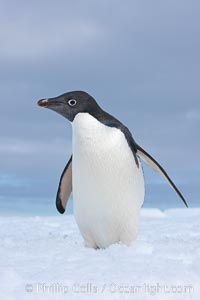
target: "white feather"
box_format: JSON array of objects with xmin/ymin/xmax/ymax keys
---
[{"xmin": 72, "ymin": 113, "xmax": 144, "ymax": 248}]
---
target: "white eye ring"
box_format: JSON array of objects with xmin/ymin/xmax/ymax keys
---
[{"xmin": 68, "ymin": 99, "xmax": 77, "ymax": 106}]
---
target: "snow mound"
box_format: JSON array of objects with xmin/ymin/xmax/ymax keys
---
[
  {"xmin": 141, "ymin": 208, "xmax": 166, "ymax": 218},
  {"xmin": 0, "ymin": 208, "xmax": 200, "ymax": 300}
]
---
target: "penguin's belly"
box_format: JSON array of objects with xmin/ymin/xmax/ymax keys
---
[{"xmin": 72, "ymin": 113, "xmax": 144, "ymax": 248}]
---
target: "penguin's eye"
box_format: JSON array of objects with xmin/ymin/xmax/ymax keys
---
[{"xmin": 68, "ymin": 99, "xmax": 77, "ymax": 107}]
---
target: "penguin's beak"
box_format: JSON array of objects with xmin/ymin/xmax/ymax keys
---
[
  {"xmin": 37, "ymin": 96, "xmax": 71, "ymax": 120},
  {"xmin": 37, "ymin": 97, "xmax": 65, "ymax": 108},
  {"xmin": 37, "ymin": 99, "xmax": 49, "ymax": 108}
]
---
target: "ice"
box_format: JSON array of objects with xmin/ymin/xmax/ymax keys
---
[{"xmin": 0, "ymin": 208, "xmax": 199, "ymax": 300}]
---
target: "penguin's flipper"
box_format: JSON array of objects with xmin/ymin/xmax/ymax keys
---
[
  {"xmin": 56, "ymin": 156, "xmax": 72, "ymax": 214},
  {"xmin": 136, "ymin": 144, "xmax": 188, "ymax": 207}
]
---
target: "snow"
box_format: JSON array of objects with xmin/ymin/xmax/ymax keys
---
[{"xmin": 0, "ymin": 208, "xmax": 200, "ymax": 300}]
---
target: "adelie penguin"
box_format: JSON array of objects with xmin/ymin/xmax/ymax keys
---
[{"xmin": 37, "ymin": 91, "xmax": 188, "ymax": 249}]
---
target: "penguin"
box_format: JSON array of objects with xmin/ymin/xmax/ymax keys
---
[{"xmin": 37, "ymin": 91, "xmax": 188, "ymax": 249}]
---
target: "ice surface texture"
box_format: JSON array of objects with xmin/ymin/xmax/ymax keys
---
[{"xmin": 0, "ymin": 208, "xmax": 200, "ymax": 300}]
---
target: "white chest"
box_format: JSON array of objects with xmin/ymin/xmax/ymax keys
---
[{"xmin": 72, "ymin": 113, "xmax": 139, "ymax": 195}]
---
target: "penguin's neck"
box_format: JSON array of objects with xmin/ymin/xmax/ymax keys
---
[
  {"xmin": 72, "ymin": 112, "xmax": 107, "ymax": 140},
  {"xmin": 72, "ymin": 112, "xmax": 120, "ymax": 153}
]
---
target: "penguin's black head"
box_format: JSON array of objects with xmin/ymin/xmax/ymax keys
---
[{"xmin": 37, "ymin": 91, "xmax": 101, "ymax": 122}]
